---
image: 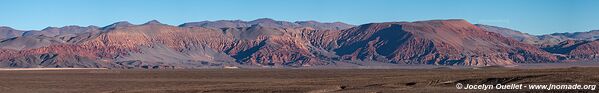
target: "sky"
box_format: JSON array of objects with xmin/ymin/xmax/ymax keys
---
[{"xmin": 0, "ymin": 0, "xmax": 597, "ymax": 35}]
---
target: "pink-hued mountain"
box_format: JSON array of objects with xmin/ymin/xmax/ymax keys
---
[
  {"xmin": 0, "ymin": 18, "xmax": 582, "ymax": 68},
  {"xmin": 333, "ymin": 20, "xmax": 556, "ymax": 66}
]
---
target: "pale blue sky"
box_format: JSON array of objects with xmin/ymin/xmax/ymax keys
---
[{"xmin": 0, "ymin": 0, "xmax": 597, "ymax": 35}]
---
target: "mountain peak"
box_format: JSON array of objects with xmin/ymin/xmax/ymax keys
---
[
  {"xmin": 144, "ymin": 20, "xmax": 163, "ymax": 25},
  {"xmin": 102, "ymin": 21, "xmax": 134, "ymax": 30},
  {"xmin": 250, "ymin": 18, "xmax": 278, "ymax": 24},
  {"xmin": 42, "ymin": 27, "xmax": 59, "ymax": 31},
  {"xmin": 113, "ymin": 21, "xmax": 133, "ymax": 25},
  {"xmin": 253, "ymin": 18, "xmax": 275, "ymax": 21}
]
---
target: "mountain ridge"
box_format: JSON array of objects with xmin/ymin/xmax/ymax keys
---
[{"xmin": 0, "ymin": 18, "xmax": 596, "ymax": 68}]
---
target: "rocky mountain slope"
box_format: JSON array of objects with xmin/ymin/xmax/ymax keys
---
[
  {"xmin": 0, "ymin": 19, "xmax": 351, "ymax": 68},
  {"xmin": 334, "ymin": 20, "xmax": 556, "ymax": 66},
  {"xmin": 0, "ymin": 18, "xmax": 588, "ymax": 68}
]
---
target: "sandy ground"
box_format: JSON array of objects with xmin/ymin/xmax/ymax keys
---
[{"xmin": 1, "ymin": 67, "xmax": 599, "ymax": 93}]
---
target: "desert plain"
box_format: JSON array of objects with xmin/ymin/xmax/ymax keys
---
[{"xmin": 1, "ymin": 66, "xmax": 599, "ymax": 93}]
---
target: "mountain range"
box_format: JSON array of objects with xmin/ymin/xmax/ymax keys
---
[{"xmin": 0, "ymin": 18, "xmax": 597, "ymax": 69}]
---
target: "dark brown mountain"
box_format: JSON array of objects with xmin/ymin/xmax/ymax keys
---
[{"xmin": 0, "ymin": 19, "xmax": 572, "ymax": 68}]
